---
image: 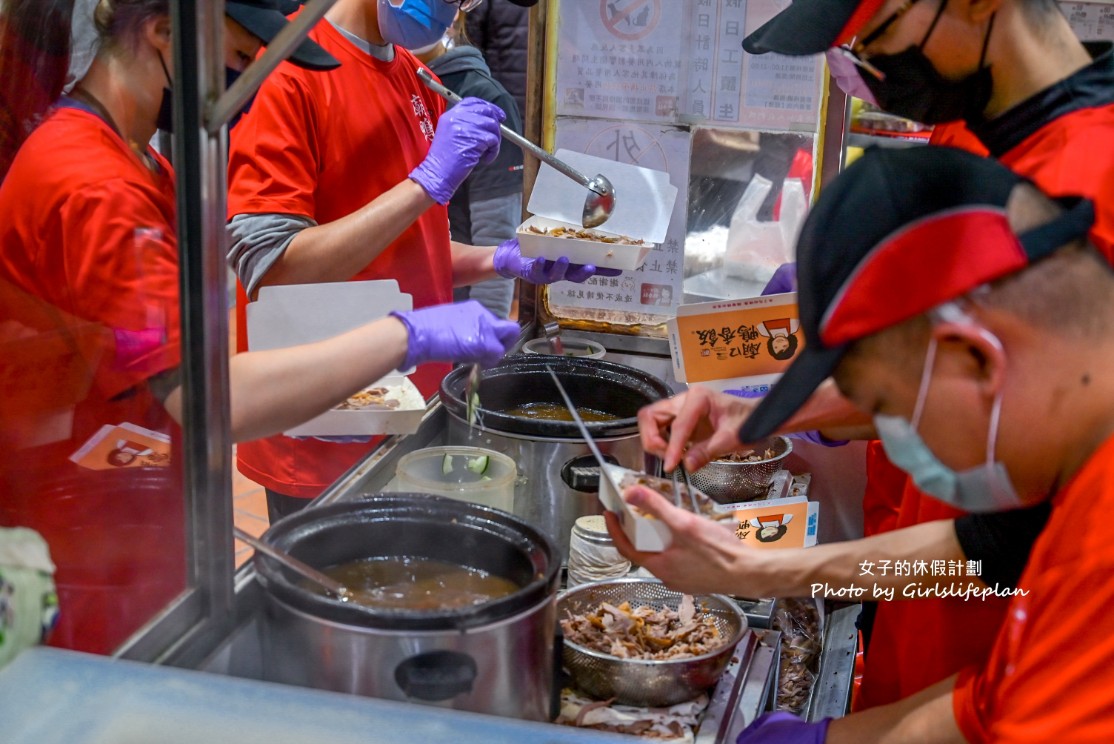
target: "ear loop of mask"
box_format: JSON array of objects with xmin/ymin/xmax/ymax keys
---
[
  {"xmin": 157, "ymin": 49, "xmax": 173, "ymax": 88},
  {"xmin": 919, "ymin": 0, "xmax": 996, "ymax": 72},
  {"xmin": 929, "ymin": 299, "xmax": 1008, "ymax": 468},
  {"xmin": 918, "ymin": 0, "xmax": 948, "ymax": 50}
]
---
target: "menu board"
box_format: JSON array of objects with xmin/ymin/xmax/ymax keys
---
[
  {"xmin": 556, "ymin": 0, "xmax": 825, "ymax": 132},
  {"xmin": 548, "ymin": 119, "xmax": 691, "ymax": 317}
]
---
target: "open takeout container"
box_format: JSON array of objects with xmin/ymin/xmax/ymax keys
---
[
  {"xmin": 246, "ymin": 280, "xmax": 425, "ymax": 437},
  {"xmin": 519, "ymin": 149, "xmax": 678, "ymax": 272},
  {"xmin": 599, "ymin": 463, "xmax": 818, "ymax": 552}
]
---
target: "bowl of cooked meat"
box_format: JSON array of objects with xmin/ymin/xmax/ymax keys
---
[
  {"xmin": 557, "ymin": 578, "xmax": 749, "ymax": 707},
  {"xmin": 687, "ymin": 435, "xmax": 793, "ymax": 503}
]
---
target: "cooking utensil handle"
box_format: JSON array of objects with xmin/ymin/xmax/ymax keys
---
[
  {"xmin": 416, "ymin": 67, "xmax": 594, "ymax": 190},
  {"xmin": 233, "ymin": 526, "xmax": 348, "ymax": 599}
]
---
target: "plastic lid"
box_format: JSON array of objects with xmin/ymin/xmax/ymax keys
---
[{"xmin": 527, "ymin": 150, "xmax": 678, "ymax": 244}]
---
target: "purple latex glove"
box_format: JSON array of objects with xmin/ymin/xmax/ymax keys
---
[
  {"xmin": 762, "ymin": 262, "xmax": 797, "ymax": 296},
  {"xmin": 392, "ymin": 300, "xmax": 518, "ymax": 369},
  {"xmin": 409, "ymin": 97, "xmax": 505, "ymax": 204},
  {"xmin": 737, "ymin": 713, "xmax": 831, "ymax": 744},
  {"xmin": 492, "ymin": 238, "xmax": 624, "ymax": 284}
]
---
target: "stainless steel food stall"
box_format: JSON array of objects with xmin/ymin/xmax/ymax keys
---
[{"xmin": 0, "ymin": 0, "xmax": 865, "ymax": 739}]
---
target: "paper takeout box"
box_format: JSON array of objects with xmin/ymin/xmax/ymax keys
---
[
  {"xmin": 516, "ymin": 216, "xmax": 653, "ymax": 272},
  {"xmin": 246, "ymin": 280, "xmax": 424, "ymax": 437},
  {"xmin": 599, "ymin": 465, "xmax": 818, "ymax": 552},
  {"xmin": 598, "ymin": 464, "xmax": 674, "ymax": 552},
  {"xmin": 519, "ymin": 150, "xmax": 678, "ymax": 271}
]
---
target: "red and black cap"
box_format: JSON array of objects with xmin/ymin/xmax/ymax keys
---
[
  {"xmin": 226, "ymin": 0, "xmax": 340, "ymax": 71},
  {"xmin": 742, "ymin": 0, "xmax": 885, "ymax": 55},
  {"xmin": 739, "ymin": 146, "xmax": 1095, "ymax": 441}
]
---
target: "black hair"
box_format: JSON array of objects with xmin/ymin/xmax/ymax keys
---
[{"xmin": 767, "ymin": 333, "xmax": 799, "ymax": 361}]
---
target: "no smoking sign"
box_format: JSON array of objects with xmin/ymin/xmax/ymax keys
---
[{"xmin": 600, "ymin": 0, "xmax": 661, "ymax": 41}]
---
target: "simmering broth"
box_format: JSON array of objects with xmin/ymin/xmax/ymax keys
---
[
  {"xmin": 313, "ymin": 557, "xmax": 519, "ymax": 610},
  {"xmin": 503, "ymin": 402, "xmax": 620, "ymax": 422}
]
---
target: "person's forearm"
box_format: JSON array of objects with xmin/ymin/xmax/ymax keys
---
[
  {"xmin": 771, "ymin": 379, "xmax": 872, "ymax": 440},
  {"xmin": 737, "ymin": 519, "xmax": 967, "ymax": 599},
  {"xmin": 451, "ymin": 241, "xmax": 499, "ymax": 286},
  {"xmin": 163, "ymin": 317, "xmax": 409, "ymax": 442},
  {"xmin": 257, "ymin": 180, "xmax": 434, "ymax": 288},
  {"xmin": 827, "ymin": 676, "xmax": 963, "ymax": 744}
]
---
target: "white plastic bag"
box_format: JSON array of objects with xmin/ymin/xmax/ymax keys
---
[{"xmin": 724, "ymin": 177, "xmax": 807, "ymax": 283}]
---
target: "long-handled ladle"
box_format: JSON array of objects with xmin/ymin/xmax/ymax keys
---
[
  {"xmin": 234, "ymin": 526, "xmax": 350, "ymax": 601},
  {"xmin": 417, "ymin": 67, "xmax": 616, "ymax": 229}
]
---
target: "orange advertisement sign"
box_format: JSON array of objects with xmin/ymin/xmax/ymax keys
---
[
  {"xmin": 712, "ymin": 496, "xmax": 819, "ymax": 550},
  {"xmin": 668, "ymin": 293, "xmax": 802, "ymax": 385}
]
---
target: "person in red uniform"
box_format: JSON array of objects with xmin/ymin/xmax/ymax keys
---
[
  {"xmin": 615, "ymin": 147, "xmax": 1114, "ymax": 742},
  {"xmin": 731, "ymin": 0, "xmax": 1114, "ymax": 707},
  {"xmin": 227, "ymin": 0, "xmax": 621, "ymax": 519},
  {"xmin": 0, "ymin": 0, "xmax": 518, "ymax": 654}
]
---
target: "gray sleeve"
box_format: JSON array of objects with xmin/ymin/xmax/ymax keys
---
[
  {"xmin": 227, "ymin": 212, "xmax": 317, "ymax": 297},
  {"xmin": 466, "ymin": 191, "xmax": 522, "ymax": 247}
]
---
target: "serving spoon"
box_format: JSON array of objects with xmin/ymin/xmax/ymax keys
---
[
  {"xmin": 234, "ymin": 526, "xmax": 350, "ymax": 601},
  {"xmin": 416, "ymin": 67, "xmax": 616, "ymax": 229}
]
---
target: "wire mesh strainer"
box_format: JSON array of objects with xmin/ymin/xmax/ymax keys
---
[
  {"xmin": 558, "ymin": 578, "xmax": 748, "ymax": 707},
  {"xmin": 687, "ymin": 435, "xmax": 793, "ymax": 503}
]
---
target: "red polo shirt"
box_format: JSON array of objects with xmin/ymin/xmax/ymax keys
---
[
  {"xmin": 953, "ymin": 434, "xmax": 1114, "ymax": 742},
  {"xmin": 227, "ymin": 21, "xmax": 452, "ymax": 497},
  {"xmin": 0, "ymin": 103, "xmax": 186, "ymax": 654}
]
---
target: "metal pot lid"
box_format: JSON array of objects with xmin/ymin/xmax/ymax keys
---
[
  {"xmin": 252, "ymin": 494, "xmax": 560, "ymax": 632},
  {"xmin": 441, "ymin": 354, "xmax": 672, "ymax": 439}
]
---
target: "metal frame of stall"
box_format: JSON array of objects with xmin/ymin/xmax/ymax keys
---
[{"xmin": 125, "ymin": 0, "xmax": 857, "ymax": 727}]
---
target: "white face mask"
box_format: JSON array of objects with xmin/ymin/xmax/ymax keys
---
[
  {"xmin": 825, "ymin": 48, "xmax": 878, "ymax": 106},
  {"xmin": 873, "ymin": 310, "xmax": 1022, "ymax": 513}
]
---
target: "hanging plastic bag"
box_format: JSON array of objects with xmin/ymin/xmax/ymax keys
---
[{"xmin": 724, "ymin": 176, "xmax": 807, "ymax": 284}]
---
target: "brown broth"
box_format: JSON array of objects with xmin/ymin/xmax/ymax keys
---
[
  {"xmin": 503, "ymin": 402, "xmax": 620, "ymax": 422},
  {"xmin": 315, "ymin": 557, "xmax": 519, "ymax": 611}
]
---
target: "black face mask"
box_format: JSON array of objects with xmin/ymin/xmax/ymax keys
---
[
  {"xmin": 225, "ymin": 66, "xmax": 257, "ymax": 130},
  {"xmin": 862, "ymin": 3, "xmax": 996, "ymax": 125},
  {"xmin": 156, "ymin": 49, "xmax": 174, "ymax": 132}
]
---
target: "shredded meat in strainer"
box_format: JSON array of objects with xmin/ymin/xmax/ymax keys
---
[{"xmin": 560, "ymin": 597, "xmax": 724, "ymax": 660}]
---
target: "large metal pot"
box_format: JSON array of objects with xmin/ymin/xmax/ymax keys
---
[
  {"xmin": 441, "ymin": 354, "xmax": 672, "ymax": 559},
  {"xmin": 254, "ymin": 494, "xmax": 561, "ymax": 722}
]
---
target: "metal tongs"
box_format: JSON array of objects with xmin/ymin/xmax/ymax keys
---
[
  {"xmin": 416, "ymin": 67, "xmax": 616, "ymax": 229},
  {"xmin": 671, "ymin": 460, "xmax": 701, "ymax": 515}
]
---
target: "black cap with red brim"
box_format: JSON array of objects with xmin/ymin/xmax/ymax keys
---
[
  {"xmin": 742, "ymin": 0, "xmax": 885, "ymax": 55},
  {"xmin": 226, "ymin": 0, "xmax": 340, "ymax": 71},
  {"xmin": 739, "ymin": 146, "xmax": 1096, "ymax": 442}
]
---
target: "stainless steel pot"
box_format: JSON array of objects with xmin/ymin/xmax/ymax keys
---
[
  {"xmin": 253, "ymin": 494, "xmax": 561, "ymax": 722},
  {"xmin": 441, "ymin": 355, "xmax": 672, "ymax": 559}
]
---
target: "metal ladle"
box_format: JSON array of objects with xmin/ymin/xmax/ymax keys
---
[
  {"xmin": 234, "ymin": 526, "xmax": 350, "ymax": 601},
  {"xmin": 416, "ymin": 67, "xmax": 616, "ymax": 229}
]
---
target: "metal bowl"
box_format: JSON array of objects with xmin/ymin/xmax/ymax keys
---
[
  {"xmin": 557, "ymin": 578, "xmax": 748, "ymax": 707},
  {"xmin": 688, "ymin": 436, "xmax": 793, "ymax": 503}
]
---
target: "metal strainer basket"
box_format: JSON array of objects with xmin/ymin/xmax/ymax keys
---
[
  {"xmin": 687, "ymin": 435, "xmax": 793, "ymax": 503},
  {"xmin": 557, "ymin": 578, "xmax": 748, "ymax": 707}
]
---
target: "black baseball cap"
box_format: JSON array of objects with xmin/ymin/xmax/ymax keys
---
[
  {"xmin": 506, "ymin": 0, "xmax": 540, "ymax": 6},
  {"xmin": 226, "ymin": 0, "xmax": 340, "ymax": 71},
  {"xmin": 742, "ymin": 0, "xmax": 885, "ymax": 55},
  {"xmin": 739, "ymin": 147, "xmax": 1096, "ymax": 441}
]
